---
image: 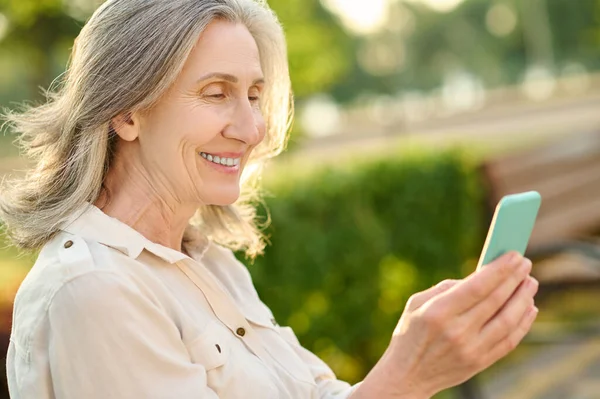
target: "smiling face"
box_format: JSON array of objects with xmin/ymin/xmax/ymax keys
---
[{"xmin": 115, "ymin": 19, "xmax": 266, "ymax": 207}]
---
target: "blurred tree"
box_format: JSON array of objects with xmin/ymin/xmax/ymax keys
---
[
  {"xmin": 348, "ymin": 0, "xmax": 527, "ymax": 94},
  {"xmin": 547, "ymin": 0, "xmax": 599, "ymax": 71},
  {"xmin": 0, "ymin": 0, "xmax": 82, "ymax": 102},
  {"xmin": 267, "ymin": 0, "xmax": 354, "ymax": 98},
  {"xmin": 1, "ymin": 0, "xmax": 600, "ymax": 108},
  {"xmin": 332, "ymin": 0, "xmax": 600, "ymax": 103}
]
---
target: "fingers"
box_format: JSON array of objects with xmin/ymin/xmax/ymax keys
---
[
  {"xmin": 478, "ymin": 275, "xmax": 539, "ymax": 346},
  {"xmin": 406, "ymin": 279, "xmax": 460, "ymax": 311},
  {"xmin": 480, "ymin": 303, "xmax": 539, "ymax": 369},
  {"xmin": 463, "ymin": 257, "xmax": 533, "ymax": 328},
  {"xmin": 438, "ymin": 252, "xmax": 524, "ymax": 314}
]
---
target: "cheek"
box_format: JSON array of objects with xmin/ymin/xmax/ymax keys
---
[
  {"xmin": 141, "ymin": 109, "xmax": 190, "ymax": 155},
  {"xmin": 256, "ymin": 112, "xmax": 267, "ymax": 142},
  {"xmin": 191, "ymin": 106, "xmax": 231, "ymax": 145}
]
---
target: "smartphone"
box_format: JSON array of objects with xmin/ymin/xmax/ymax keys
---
[{"xmin": 476, "ymin": 191, "xmax": 542, "ymax": 270}]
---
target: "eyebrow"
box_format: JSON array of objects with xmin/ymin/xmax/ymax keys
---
[{"xmin": 197, "ymin": 72, "xmax": 265, "ymax": 86}]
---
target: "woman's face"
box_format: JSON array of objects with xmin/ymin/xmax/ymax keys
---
[{"xmin": 120, "ymin": 20, "xmax": 266, "ymax": 207}]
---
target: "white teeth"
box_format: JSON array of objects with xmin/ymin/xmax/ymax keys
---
[{"xmin": 199, "ymin": 152, "xmax": 241, "ymax": 167}]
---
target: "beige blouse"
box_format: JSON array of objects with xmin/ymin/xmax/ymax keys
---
[{"xmin": 6, "ymin": 204, "xmax": 360, "ymax": 398}]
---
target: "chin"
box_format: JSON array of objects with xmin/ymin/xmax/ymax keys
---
[{"xmin": 205, "ymin": 187, "xmax": 241, "ymax": 206}]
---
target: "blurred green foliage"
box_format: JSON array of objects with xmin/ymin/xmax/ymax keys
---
[
  {"xmin": 267, "ymin": 0, "xmax": 353, "ymax": 98},
  {"xmin": 244, "ymin": 149, "xmax": 486, "ymax": 383},
  {"xmin": 3, "ymin": 0, "xmax": 600, "ymax": 110},
  {"xmin": 0, "ymin": 0, "xmax": 83, "ymax": 104},
  {"xmin": 330, "ymin": 0, "xmax": 600, "ymax": 101}
]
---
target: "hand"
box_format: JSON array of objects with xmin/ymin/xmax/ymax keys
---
[{"xmin": 354, "ymin": 252, "xmax": 539, "ymax": 399}]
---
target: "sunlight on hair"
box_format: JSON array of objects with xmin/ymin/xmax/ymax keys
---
[{"xmin": 241, "ymin": 162, "xmax": 262, "ymax": 185}]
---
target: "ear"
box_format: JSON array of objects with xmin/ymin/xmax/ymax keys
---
[{"xmin": 111, "ymin": 112, "xmax": 140, "ymax": 142}]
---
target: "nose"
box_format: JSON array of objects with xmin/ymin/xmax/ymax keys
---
[{"xmin": 223, "ymin": 99, "xmax": 264, "ymax": 145}]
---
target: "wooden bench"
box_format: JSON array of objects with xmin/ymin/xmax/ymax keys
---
[
  {"xmin": 481, "ymin": 130, "xmax": 600, "ymax": 294},
  {"xmin": 457, "ymin": 131, "xmax": 600, "ymax": 399}
]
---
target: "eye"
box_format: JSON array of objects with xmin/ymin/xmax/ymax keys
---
[
  {"xmin": 201, "ymin": 83, "xmax": 227, "ymax": 100},
  {"xmin": 248, "ymin": 87, "xmax": 261, "ymax": 103}
]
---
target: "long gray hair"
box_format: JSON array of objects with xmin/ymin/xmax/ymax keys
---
[{"xmin": 0, "ymin": 0, "xmax": 292, "ymax": 258}]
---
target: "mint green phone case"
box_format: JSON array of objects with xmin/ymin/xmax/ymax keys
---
[{"xmin": 477, "ymin": 191, "xmax": 542, "ymax": 269}]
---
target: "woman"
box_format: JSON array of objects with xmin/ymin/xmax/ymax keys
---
[{"xmin": 1, "ymin": 0, "xmax": 538, "ymax": 398}]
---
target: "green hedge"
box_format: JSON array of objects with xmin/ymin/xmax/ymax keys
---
[{"xmin": 246, "ymin": 149, "xmax": 487, "ymax": 383}]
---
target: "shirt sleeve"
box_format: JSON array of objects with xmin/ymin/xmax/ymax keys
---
[
  {"xmin": 277, "ymin": 325, "xmax": 363, "ymax": 399},
  {"xmin": 47, "ymin": 270, "xmax": 218, "ymax": 399}
]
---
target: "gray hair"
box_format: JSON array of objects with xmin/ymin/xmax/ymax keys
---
[{"xmin": 0, "ymin": 0, "xmax": 292, "ymax": 258}]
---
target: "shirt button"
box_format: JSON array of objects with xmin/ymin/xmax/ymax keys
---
[
  {"xmin": 236, "ymin": 327, "xmax": 246, "ymax": 337},
  {"xmin": 271, "ymin": 318, "xmax": 278, "ymax": 327},
  {"xmin": 64, "ymin": 240, "xmax": 74, "ymax": 249}
]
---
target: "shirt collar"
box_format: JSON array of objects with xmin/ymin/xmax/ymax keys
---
[{"xmin": 60, "ymin": 203, "xmax": 197, "ymax": 264}]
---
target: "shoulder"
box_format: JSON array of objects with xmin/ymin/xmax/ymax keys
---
[
  {"xmin": 9, "ymin": 232, "xmax": 138, "ymax": 361},
  {"xmin": 14, "ymin": 231, "xmax": 125, "ymax": 308}
]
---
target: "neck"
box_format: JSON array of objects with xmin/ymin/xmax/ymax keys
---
[{"xmin": 95, "ymin": 147, "xmax": 198, "ymax": 253}]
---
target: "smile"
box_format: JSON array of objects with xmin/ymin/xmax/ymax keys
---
[{"xmin": 199, "ymin": 152, "xmax": 241, "ymax": 167}]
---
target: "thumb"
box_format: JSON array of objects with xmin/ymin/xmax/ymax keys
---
[{"xmin": 406, "ymin": 279, "xmax": 460, "ymax": 311}]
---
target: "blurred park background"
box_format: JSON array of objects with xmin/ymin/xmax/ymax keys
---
[{"xmin": 1, "ymin": 0, "xmax": 600, "ymax": 398}]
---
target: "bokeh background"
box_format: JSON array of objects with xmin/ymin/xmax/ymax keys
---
[{"xmin": 1, "ymin": 0, "xmax": 600, "ymax": 398}]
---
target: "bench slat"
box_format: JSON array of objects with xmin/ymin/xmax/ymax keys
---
[
  {"xmin": 489, "ymin": 155, "xmax": 600, "ymax": 193},
  {"xmin": 496, "ymin": 163, "xmax": 600, "ymax": 218},
  {"xmin": 487, "ymin": 132, "xmax": 600, "ymax": 178},
  {"xmin": 531, "ymin": 195, "xmax": 600, "ymax": 246},
  {"xmin": 482, "ymin": 132, "xmax": 600, "ymax": 249}
]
